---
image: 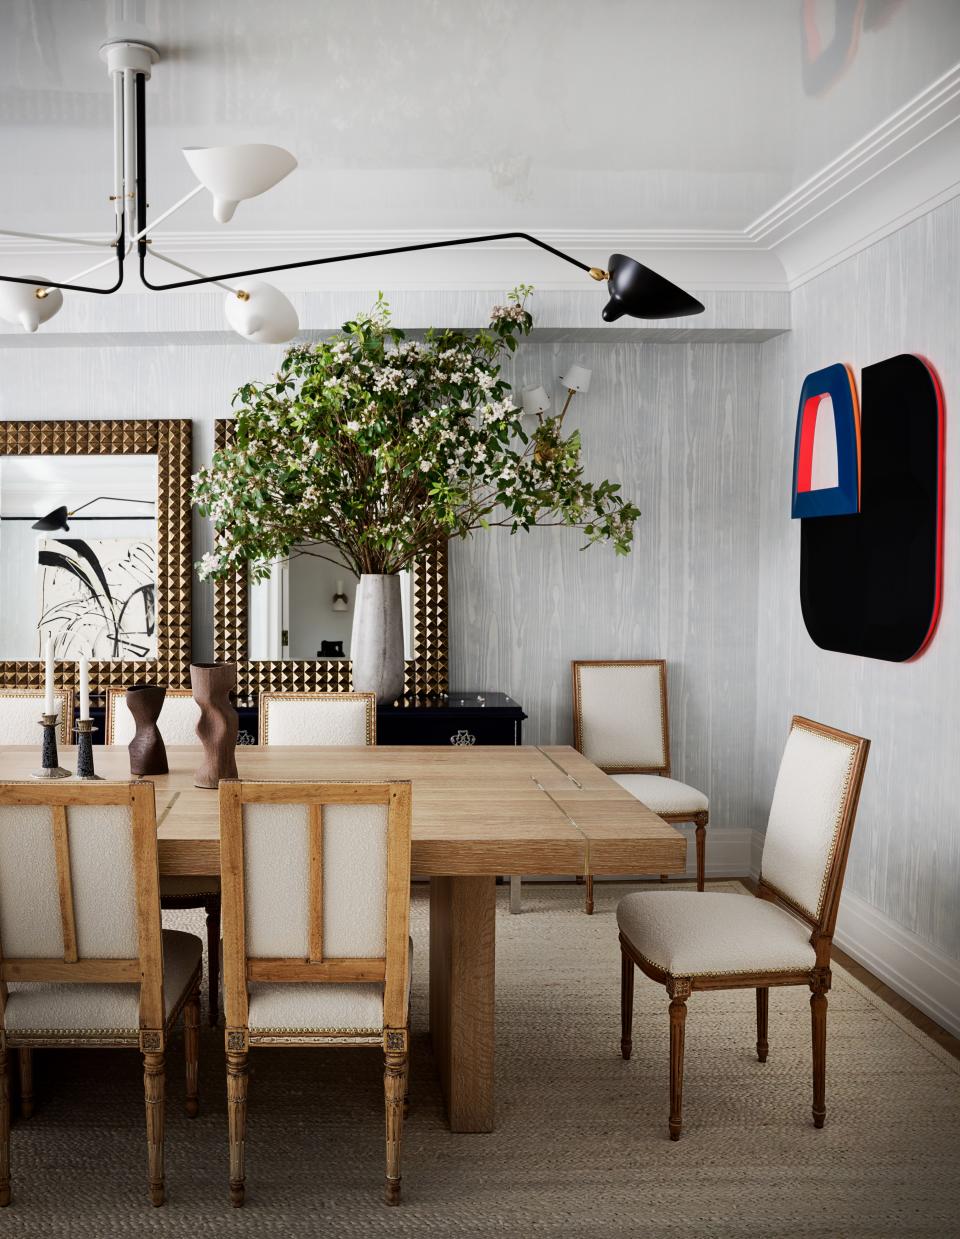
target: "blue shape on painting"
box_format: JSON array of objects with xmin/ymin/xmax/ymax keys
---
[{"xmin": 791, "ymin": 362, "xmax": 860, "ymax": 519}]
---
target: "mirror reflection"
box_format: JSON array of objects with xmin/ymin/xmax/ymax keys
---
[
  {"xmin": 248, "ymin": 544, "xmax": 414, "ymax": 661},
  {"xmin": 0, "ymin": 454, "xmax": 159, "ymax": 661}
]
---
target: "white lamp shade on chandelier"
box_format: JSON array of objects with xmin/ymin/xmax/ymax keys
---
[
  {"xmin": 224, "ymin": 279, "xmax": 300, "ymax": 344},
  {"xmin": 521, "ymin": 385, "xmax": 552, "ymax": 416},
  {"xmin": 182, "ymin": 144, "xmax": 298, "ymax": 223},
  {"xmin": 560, "ymin": 363, "xmax": 592, "ymax": 392},
  {"xmin": 0, "ymin": 278, "xmax": 63, "ymax": 333}
]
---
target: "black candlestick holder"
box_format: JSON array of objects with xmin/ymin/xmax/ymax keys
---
[
  {"xmin": 32, "ymin": 713, "xmax": 72, "ymax": 779},
  {"xmin": 74, "ymin": 718, "xmax": 102, "ymax": 780}
]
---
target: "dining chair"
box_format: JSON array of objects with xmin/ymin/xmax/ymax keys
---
[
  {"xmin": 0, "ymin": 689, "xmax": 75, "ymax": 745},
  {"xmin": 0, "ymin": 779, "xmax": 203, "ymax": 1207},
  {"xmin": 258, "ymin": 691, "xmax": 377, "ymax": 746},
  {"xmin": 219, "ymin": 777, "xmax": 412, "ymax": 1206},
  {"xmin": 617, "ymin": 715, "xmax": 869, "ymax": 1140},
  {"xmin": 573, "ymin": 659, "xmax": 709, "ymax": 913},
  {"xmin": 106, "ymin": 688, "xmax": 221, "ymax": 1026}
]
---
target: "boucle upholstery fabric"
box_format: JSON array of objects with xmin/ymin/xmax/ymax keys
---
[
  {"xmin": 760, "ymin": 724, "xmax": 858, "ymax": 919},
  {"xmin": 108, "ymin": 691, "xmax": 200, "ymax": 745},
  {"xmin": 262, "ymin": 695, "xmax": 372, "ymax": 746},
  {"xmin": 4, "ymin": 930, "xmax": 202, "ymax": 1033},
  {"xmin": 576, "ymin": 664, "xmax": 666, "ymax": 769},
  {"xmin": 0, "ymin": 693, "xmax": 71, "ymax": 742},
  {"xmin": 611, "ymin": 774, "xmax": 708, "ymax": 815},
  {"xmin": 243, "ymin": 802, "xmax": 388, "ymax": 959},
  {"xmin": 0, "ymin": 803, "xmax": 138, "ymax": 958},
  {"xmin": 616, "ymin": 890, "xmax": 816, "ymax": 977}
]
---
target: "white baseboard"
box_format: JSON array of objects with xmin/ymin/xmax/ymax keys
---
[
  {"xmin": 833, "ymin": 888, "xmax": 960, "ymax": 1040},
  {"xmin": 748, "ymin": 829, "xmax": 960, "ymax": 1040}
]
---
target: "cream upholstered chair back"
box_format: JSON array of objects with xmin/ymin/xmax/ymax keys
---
[
  {"xmin": 106, "ymin": 688, "xmax": 200, "ymax": 745},
  {"xmin": 0, "ymin": 781, "xmax": 165, "ymax": 1029},
  {"xmin": 0, "ymin": 689, "xmax": 75, "ymax": 745},
  {"xmin": 219, "ymin": 780, "xmax": 412, "ymax": 1035},
  {"xmin": 572, "ymin": 660, "xmax": 669, "ymax": 773},
  {"xmin": 259, "ymin": 692, "xmax": 376, "ymax": 746},
  {"xmin": 760, "ymin": 717, "xmax": 870, "ymax": 932}
]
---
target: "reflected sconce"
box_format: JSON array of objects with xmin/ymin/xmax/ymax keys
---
[
  {"xmin": 0, "ymin": 43, "xmax": 704, "ymax": 344},
  {"xmin": 557, "ymin": 362, "xmax": 593, "ymax": 425},
  {"xmin": 331, "ymin": 579, "xmax": 349, "ymax": 612},
  {"xmin": 31, "ymin": 495, "xmax": 156, "ymax": 532}
]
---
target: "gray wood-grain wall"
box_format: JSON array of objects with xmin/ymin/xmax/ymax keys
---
[
  {"xmin": 450, "ymin": 342, "xmax": 763, "ymax": 836},
  {"xmin": 755, "ymin": 196, "xmax": 960, "ymax": 960}
]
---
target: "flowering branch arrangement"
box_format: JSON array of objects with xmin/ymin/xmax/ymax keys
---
[{"xmin": 193, "ymin": 288, "xmax": 640, "ymax": 581}]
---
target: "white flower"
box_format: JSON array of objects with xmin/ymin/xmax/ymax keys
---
[
  {"xmin": 345, "ymin": 421, "xmax": 361, "ymax": 433},
  {"xmin": 196, "ymin": 551, "xmax": 221, "ymax": 580},
  {"xmin": 418, "ymin": 459, "xmax": 431, "ymax": 472}
]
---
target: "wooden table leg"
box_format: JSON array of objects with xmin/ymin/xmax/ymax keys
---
[{"xmin": 429, "ymin": 876, "xmax": 496, "ymax": 1133}]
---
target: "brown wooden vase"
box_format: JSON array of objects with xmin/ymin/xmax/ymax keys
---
[
  {"xmin": 126, "ymin": 684, "xmax": 169, "ymax": 776},
  {"xmin": 190, "ymin": 662, "xmax": 239, "ymax": 789}
]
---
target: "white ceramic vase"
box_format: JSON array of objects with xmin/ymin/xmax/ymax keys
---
[{"xmin": 350, "ymin": 574, "xmax": 405, "ymax": 703}]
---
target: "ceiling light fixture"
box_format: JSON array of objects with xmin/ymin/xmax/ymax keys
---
[{"xmin": 0, "ymin": 41, "xmax": 705, "ymax": 342}]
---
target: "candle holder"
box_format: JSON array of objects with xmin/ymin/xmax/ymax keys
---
[
  {"xmin": 32, "ymin": 713, "xmax": 71, "ymax": 780},
  {"xmin": 74, "ymin": 719, "xmax": 102, "ymax": 780}
]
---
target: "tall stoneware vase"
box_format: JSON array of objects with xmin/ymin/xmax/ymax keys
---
[
  {"xmin": 190, "ymin": 662, "xmax": 239, "ymax": 789},
  {"xmin": 350, "ymin": 574, "xmax": 405, "ymax": 704},
  {"xmin": 126, "ymin": 684, "xmax": 168, "ymax": 776}
]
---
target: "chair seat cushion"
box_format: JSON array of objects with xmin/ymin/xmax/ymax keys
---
[
  {"xmin": 247, "ymin": 939, "xmax": 413, "ymax": 1034},
  {"xmin": 160, "ymin": 875, "xmax": 221, "ymax": 900},
  {"xmin": 617, "ymin": 891, "xmax": 816, "ymax": 978},
  {"xmin": 611, "ymin": 774, "xmax": 708, "ymax": 816},
  {"xmin": 4, "ymin": 930, "xmax": 203, "ymax": 1035}
]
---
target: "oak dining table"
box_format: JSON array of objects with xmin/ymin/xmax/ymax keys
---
[{"xmin": 0, "ymin": 743, "xmax": 687, "ymax": 1133}]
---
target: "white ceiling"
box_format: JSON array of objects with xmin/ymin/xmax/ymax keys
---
[{"xmin": 1, "ymin": 0, "xmax": 958, "ymax": 238}]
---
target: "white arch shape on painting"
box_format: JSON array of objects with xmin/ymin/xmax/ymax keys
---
[{"xmin": 810, "ymin": 395, "xmax": 839, "ymax": 491}]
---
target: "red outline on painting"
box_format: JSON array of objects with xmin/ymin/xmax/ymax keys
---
[{"xmin": 908, "ymin": 355, "xmax": 945, "ymax": 661}]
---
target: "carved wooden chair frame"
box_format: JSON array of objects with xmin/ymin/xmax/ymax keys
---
[
  {"xmin": 619, "ymin": 716, "xmax": 870, "ymax": 1140},
  {"xmin": 258, "ymin": 691, "xmax": 378, "ymax": 746},
  {"xmin": 219, "ymin": 778, "xmax": 412, "ymax": 1206},
  {"xmin": 0, "ymin": 780, "xmax": 202, "ymax": 1207}
]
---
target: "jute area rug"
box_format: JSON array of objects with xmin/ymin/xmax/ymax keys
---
[{"xmin": 3, "ymin": 881, "xmax": 958, "ymax": 1237}]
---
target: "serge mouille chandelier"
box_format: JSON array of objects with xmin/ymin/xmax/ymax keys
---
[{"xmin": 0, "ymin": 41, "xmax": 705, "ymax": 342}]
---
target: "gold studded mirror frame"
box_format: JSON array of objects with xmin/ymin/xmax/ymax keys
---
[
  {"xmin": 0, "ymin": 419, "xmax": 192, "ymax": 693},
  {"xmin": 212, "ymin": 419, "xmax": 448, "ymax": 698}
]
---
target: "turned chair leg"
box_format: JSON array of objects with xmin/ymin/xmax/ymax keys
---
[
  {"xmin": 401, "ymin": 1027, "xmax": 411, "ymax": 1119},
  {"xmin": 668, "ymin": 981, "xmax": 691, "ymax": 1141},
  {"xmin": 585, "ymin": 875, "xmax": 594, "ymax": 915},
  {"xmin": 18, "ymin": 1049, "xmax": 33, "ymax": 1119},
  {"xmin": 143, "ymin": 1050, "xmax": 166, "ymax": 1207},
  {"xmin": 695, "ymin": 814, "xmax": 708, "ymax": 892},
  {"xmin": 620, "ymin": 948, "xmax": 635, "ymax": 1060},
  {"xmin": 184, "ymin": 983, "xmax": 201, "ymax": 1118},
  {"xmin": 205, "ymin": 896, "xmax": 221, "ymax": 1026},
  {"xmin": 810, "ymin": 978, "xmax": 829, "ymax": 1129},
  {"xmin": 0, "ymin": 1045, "xmax": 10, "ymax": 1207},
  {"xmin": 384, "ymin": 1043, "xmax": 407, "ymax": 1205},
  {"xmin": 227, "ymin": 1050, "xmax": 249, "ymax": 1206},
  {"xmin": 756, "ymin": 987, "xmax": 769, "ymax": 1062}
]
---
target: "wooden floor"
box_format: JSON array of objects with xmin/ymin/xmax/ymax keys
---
[{"xmin": 591, "ymin": 874, "xmax": 960, "ymax": 1062}]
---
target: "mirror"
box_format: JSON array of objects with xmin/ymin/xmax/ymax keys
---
[
  {"xmin": 0, "ymin": 454, "xmax": 159, "ymax": 661},
  {"xmin": 248, "ymin": 545, "xmax": 414, "ymax": 661}
]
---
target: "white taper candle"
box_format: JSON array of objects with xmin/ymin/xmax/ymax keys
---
[
  {"xmin": 79, "ymin": 655, "xmax": 90, "ymax": 721},
  {"xmin": 44, "ymin": 636, "xmax": 55, "ymax": 716}
]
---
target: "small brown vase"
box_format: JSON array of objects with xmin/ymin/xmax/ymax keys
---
[
  {"xmin": 190, "ymin": 662, "xmax": 239, "ymax": 789},
  {"xmin": 126, "ymin": 684, "xmax": 169, "ymax": 776}
]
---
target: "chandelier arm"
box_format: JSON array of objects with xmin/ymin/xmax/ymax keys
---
[
  {"xmin": 0, "ymin": 229, "xmax": 115, "ymax": 250},
  {"xmin": 138, "ymin": 230, "xmax": 596, "ymax": 292},
  {"xmin": 150, "ymin": 248, "xmax": 241, "ymax": 295},
  {"xmin": 0, "ymin": 234, "xmax": 125, "ymax": 295}
]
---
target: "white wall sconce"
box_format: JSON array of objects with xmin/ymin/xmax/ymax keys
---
[
  {"xmin": 560, "ymin": 363, "xmax": 592, "ymax": 393},
  {"xmin": 332, "ymin": 580, "xmax": 349, "ymax": 612},
  {"xmin": 521, "ymin": 386, "xmax": 552, "ymax": 419}
]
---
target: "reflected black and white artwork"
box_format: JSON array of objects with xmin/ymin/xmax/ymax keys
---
[{"xmin": 37, "ymin": 537, "xmax": 157, "ymax": 659}]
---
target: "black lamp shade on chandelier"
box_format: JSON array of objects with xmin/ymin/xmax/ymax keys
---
[
  {"xmin": 602, "ymin": 254, "xmax": 706, "ymax": 322},
  {"xmin": 31, "ymin": 496, "xmax": 156, "ymax": 532},
  {"xmin": 31, "ymin": 505, "xmax": 71, "ymax": 532}
]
